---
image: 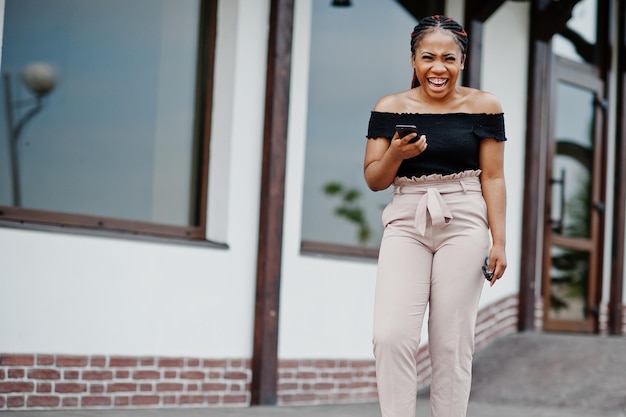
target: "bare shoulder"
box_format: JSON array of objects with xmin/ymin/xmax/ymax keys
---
[
  {"xmin": 373, "ymin": 89, "xmax": 412, "ymax": 112},
  {"xmin": 462, "ymin": 87, "xmax": 503, "ymax": 114}
]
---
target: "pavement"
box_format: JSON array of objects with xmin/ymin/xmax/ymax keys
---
[{"xmin": 5, "ymin": 332, "xmax": 626, "ymax": 417}]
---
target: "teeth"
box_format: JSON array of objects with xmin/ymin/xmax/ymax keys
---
[{"xmin": 429, "ymin": 78, "xmax": 447, "ymax": 86}]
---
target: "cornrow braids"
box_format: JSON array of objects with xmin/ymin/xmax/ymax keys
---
[{"xmin": 409, "ymin": 15, "xmax": 468, "ymax": 88}]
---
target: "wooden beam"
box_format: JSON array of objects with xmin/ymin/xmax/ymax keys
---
[
  {"xmin": 609, "ymin": 0, "xmax": 625, "ymax": 336},
  {"xmin": 395, "ymin": 0, "xmax": 445, "ymax": 20},
  {"xmin": 518, "ymin": 0, "xmax": 553, "ymax": 332},
  {"xmin": 250, "ymin": 0, "xmax": 294, "ymax": 405}
]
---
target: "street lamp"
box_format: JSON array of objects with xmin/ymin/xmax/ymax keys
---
[{"xmin": 3, "ymin": 62, "xmax": 56, "ymax": 207}]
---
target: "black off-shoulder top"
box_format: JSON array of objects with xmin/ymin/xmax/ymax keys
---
[{"xmin": 367, "ymin": 111, "xmax": 506, "ymax": 178}]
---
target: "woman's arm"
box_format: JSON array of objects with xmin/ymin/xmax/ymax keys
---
[
  {"xmin": 363, "ymin": 96, "xmax": 427, "ymax": 191},
  {"xmin": 479, "ymin": 137, "xmax": 507, "ymax": 286}
]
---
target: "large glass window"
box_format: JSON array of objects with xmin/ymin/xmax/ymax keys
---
[
  {"xmin": 0, "ymin": 0, "xmax": 214, "ymax": 239},
  {"xmin": 301, "ymin": 1, "xmax": 417, "ymax": 253}
]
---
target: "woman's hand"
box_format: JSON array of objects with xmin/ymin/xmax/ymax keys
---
[
  {"xmin": 487, "ymin": 243, "xmax": 507, "ymax": 287},
  {"xmin": 389, "ymin": 131, "xmax": 428, "ymax": 160}
]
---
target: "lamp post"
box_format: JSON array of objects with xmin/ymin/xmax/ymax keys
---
[{"xmin": 3, "ymin": 62, "xmax": 56, "ymax": 207}]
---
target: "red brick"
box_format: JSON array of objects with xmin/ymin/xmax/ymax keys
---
[
  {"xmin": 116, "ymin": 370, "xmax": 130, "ymax": 379},
  {"xmin": 180, "ymin": 371, "xmax": 205, "ymax": 380},
  {"xmin": 133, "ymin": 370, "xmax": 160, "ymax": 380},
  {"xmin": 223, "ymin": 394, "xmax": 248, "ymax": 404},
  {"xmin": 0, "ymin": 396, "xmax": 4, "ymax": 407},
  {"xmin": 202, "ymin": 382, "xmax": 227, "ymax": 391},
  {"xmin": 131, "ymin": 395, "xmax": 159, "ymax": 405},
  {"xmin": 164, "ymin": 371, "xmax": 177, "ymax": 379},
  {"xmin": 225, "ymin": 371, "xmax": 248, "ymax": 380},
  {"xmin": 81, "ymin": 396, "xmax": 111, "ymax": 407},
  {"xmin": 0, "ymin": 355, "xmax": 34, "ymax": 366},
  {"xmin": 0, "ymin": 382, "xmax": 34, "ymax": 393},
  {"xmin": 295, "ymin": 371, "xmax": 316, "ymax": 380},
  {"xmin": 156, "ymin": 382, "xmax": 184, "ymax": 392},
  {"xmin": 140, "ymin": 384, "xmax": 152, "ymax": 392},
  {"xmin": 62, "ymin": 397, "xmax": 79, "ymax": 407},
  {"xmin": 158, "ymin": 358, "xmax": 184, "ymax": 368},
  {"xmin": 207, "ymin": 395, "xmax": 220, "ymax": 404},
  {"xmin": 140, "ymin": 357, "xmax": 155, "ymax": 366},
  {"xmin": 56, "ymin": 356, "xmax": 88, "ymax": 367},
  {"xmin": 180, "ymin": 395, "xmax": 204, "ymax": 404},
  {"xmin": 109, "ymin": 357, "xmax": 137, "ymax": 367},
  {"xmin": 83, "ymin": 370, "xmax": 113, "ymax": 381},
  {"xmin": 8, "ymin": 369, "xmax": 25, "ymax": 379},
  {"xmin": 90, "ymin": 384, "xmax": 105, "ymax": 394},
  {"xmin": 7, "ymin": 396, "xmax": 25, "ymax": 408},
  {"xmin": 56, "ymin": 383, "xmax": 86, "ymax": 393},
  {"xmin": 115, "ymin": 396, "xmax": 130, "ymax": 406},
  {"xmin": 0, "ymin": 369, "xmax": 5, "ymax": 379},
  {"xmin": 64, "ymin": 370, "xmax": 79, "ymax": 380},
  {"xmin": 163, "ymin": 395, "xmax": 177, "ymax": 404},
  {"xmin": 90, "ymin": 356, "xmax": 106, "ymax": 367},
  {"xmin": 37, "ymin": 383, "xmax": 52, "ymax": 393},
  {"xmin": 27, "ymin": 369, "xmax": 60, "ymax": 380},
  {"xmin": 187, "ymin": 383, "xmax": 199, "ymax": 391},
  {"xmin": 187, "ymin": 358, "xmax": 200, "ymax": 367},
  {"xmin": 36, "ymin": 355, "xmax": 54, "ymax": 366},
  {"xmin": 203, "ymin": 359, "xmax": 227, "ymax": 368},
  {"xmin": 107, "ymin": 383, "xmax": 137, "ymax": 393},
  {"xmin": 27, "ymin": 395, "xmax": 60, "ymax": 407}
]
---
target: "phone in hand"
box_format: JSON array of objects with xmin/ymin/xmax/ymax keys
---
[
  {"xmin": 395, "ymin": 124, "xmax": 419, "ymax": 143},
  {"xmin": 482, "ymin": 257, "xmax": 494, "ymax": 281}
]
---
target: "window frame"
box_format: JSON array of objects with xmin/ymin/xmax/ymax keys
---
[{"xmin": 0, "ymin": 0, "xmax": 218, "ymax": 243}]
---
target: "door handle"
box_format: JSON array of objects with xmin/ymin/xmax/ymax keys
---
[{"xmin": 593, "ymin": 201, "xmax": 605, "ymax": 213}]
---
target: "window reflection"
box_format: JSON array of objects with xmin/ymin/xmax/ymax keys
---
[
  {"xmin": 552, "ymin": 0, "xmax": 597, "ymax": 64},
  {"xmin": 301, "ymin": 1, "xmax": 417, "ymax": 249},
  {"xmin": 0, "ymin": 0, "xmax": 202, "ymax": 227}
]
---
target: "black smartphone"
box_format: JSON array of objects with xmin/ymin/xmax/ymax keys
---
[
  {"xmin": 395, "ymin": 124, "xmax": 419, "ymax": 143},
  {"xmin": 482, "ymin": 257, "xmax": 494, "ymax": 281}
]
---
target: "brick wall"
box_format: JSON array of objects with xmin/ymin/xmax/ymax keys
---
[
  {"xmin": 0, "ymin": 295, "xmax": 519, "ymax": 410},
  {"xmin": 0, "ymin": 355, "xmax": 250, "ymax": 410}
]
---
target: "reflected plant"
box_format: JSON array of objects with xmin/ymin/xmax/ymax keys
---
[{"xmin": 323, "ymin": 181, "xmax": 371, "ymax": 244}]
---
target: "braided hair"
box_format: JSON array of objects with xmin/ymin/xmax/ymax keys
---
[{"xmin": 410, "ymin": 15, "xmax": 468, "ymax": 88}]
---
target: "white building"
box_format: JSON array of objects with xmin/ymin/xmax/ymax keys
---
[{"xmin": 0, "ymin": 0, "xmax": 624, "ymax": 410}]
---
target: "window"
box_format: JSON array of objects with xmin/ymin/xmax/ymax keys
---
[
  {"xmin": 301, "ymin": 1, "xmax": 417, "ymax": 256},
  {"xmin": 0, "ymin": 0, "xmax": 216, "ymax": 240}
]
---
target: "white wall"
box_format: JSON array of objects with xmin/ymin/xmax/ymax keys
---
[
  {"xmin": 480, "ymin": 1, "xmax": 529, "ymax": 305},
  {"xmin": 0, "ymin": 0, "xmax": 270, "ymax": 358}
]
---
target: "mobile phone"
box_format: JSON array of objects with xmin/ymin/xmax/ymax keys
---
[
  {"xmin": 482, "ymin": 257, "xmax": 494, "ymax": 281},
  {"xmin": 395, "ymin": 124, "xmax": 419, "ymax": 143}
]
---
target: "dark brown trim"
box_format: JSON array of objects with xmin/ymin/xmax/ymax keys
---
[
  {"xmin": 194, "ymin": 0, "xmax": 219, "ymax": 230},
  {"xmin": 250, "ymin": 0, "xmax": 294, "ymax": 406},
  {"xmin": 301, "ymin": 240, "xmax": 378, "ymax": 261},
  {"xmin": 396, "ymin": 0, "xmax": 445, "ymax": 20},
  {"xmin": 462, "ymin": 0, "xmax": 506, "ymax": 88},
  {"xmin": 609, "ymin": 0, "xmax": 625, "ymax": 335},
  {"xmin": 518, "ymin": 0, "xmax": 553, "ymax": 331}
]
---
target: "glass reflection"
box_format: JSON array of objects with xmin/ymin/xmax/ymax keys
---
[
  {"xmin": 549, "ymin": 245, "xmax": 589, "ymax": 321},
  {"xmin": 550, "ymin": 81, "xmax": 594, "ymax": 238},
  {"xmin": 302, "ymin": 1, "xmax": 417, "ymax": 248},
  {"xmin": 552, "ymin": 0, "xmax": 597, "ymax": 64}
]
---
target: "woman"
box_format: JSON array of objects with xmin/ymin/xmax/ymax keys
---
[{"xmin": 363, "ymin": 15, "xmax": 507, "ymax": 417}]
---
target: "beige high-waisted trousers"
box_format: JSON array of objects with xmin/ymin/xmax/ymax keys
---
[{"xmin": 373, "ymin": 170, "xmax": 488, "ymax": 417}]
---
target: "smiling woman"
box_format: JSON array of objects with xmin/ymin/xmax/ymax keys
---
[{"xmin": 0, "ymin": 0, "xmax": 216, "ymax": 240}]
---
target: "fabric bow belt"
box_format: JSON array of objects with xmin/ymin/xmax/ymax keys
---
[{"xmin": 393, "ymin": 178, "xmax": 482, "ymax": 236}]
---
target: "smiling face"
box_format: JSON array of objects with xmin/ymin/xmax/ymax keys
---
[{"xmin": 412, "ymin": 28, "xmax": 466, "ymax": 99}]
